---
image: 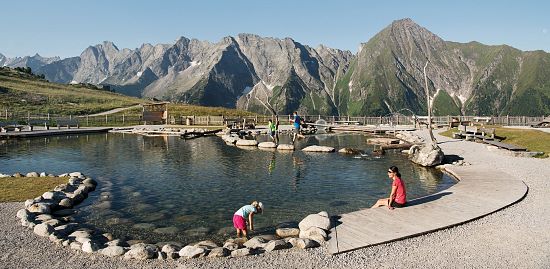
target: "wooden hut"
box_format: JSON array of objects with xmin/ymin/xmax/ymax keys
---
[{"xmin": 142, "ymin": 102, "xmax": 168, "ymax": 125}]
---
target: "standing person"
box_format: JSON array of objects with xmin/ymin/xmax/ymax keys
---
[
  {"xmin": 290, "ymin": 111, "xmax": 303, "ymax": 142},
  {"xmin": 233, "ymin": 201, "xmax": 264, "ymax": 238},
  {"xmin": 268, "ymin": 119, "xmax": 278, "ymax": 143},
  {"xmin": 371, "ymin": 166, "xmax": 407, "ymax": 209}
]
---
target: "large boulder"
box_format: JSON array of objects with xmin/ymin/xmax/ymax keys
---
[
  {"xmin": 178, "ymin": 245, "xmax": 207, "ymax": 259},
  {"xmin": 338, "ymin": 148, "xmax": 362, "ymax": 154},
  {"xmin": 243, "ymin": 236, "xmax": 268, "ymax": 249},
  {"xmin": 208, "ymin": 247, "xmax": 230, "ymax": 258},
  {"xmin": 33, "ymin": 223, "xmax": 54, "ymax": 237},
  {"xmin": 302, "ymin": 145, "xmax": 335, "ymax": 152},
  {"xmin": 298, "ymin": 211, "xmax": 331, "ymax": 231},
  {"xmin": 42, "ymin": 191, "xmax": 66, "ymax": 201},
  {"xmin": 299, "ymin": 227, "xmax": 327, "ymax": 243},
  {"xmin": 291, "ymin": 238, "xmax": 320, "ymax": 249},
  {"xmin": 264, "ymin": 240, "xmax": 291, "ymax": 252},
  {"xmin": 275, "ymin": 228, "xmax": 300, "ymax": 238},
  {"xmin": 194, "ymin": 240, "xmax": 219, "ymax": 249},
  {"xmin": 161, "ymin": 244, "xmax": 180, "ymax": 259},
  {"xmin": 27, "ymin": 203, "xmax": 51, "ymax": 214},
  {"xmin": 26, "ymin": 172, "xmax": 39, "ymax": 177},
  {"xmin": 82, "ymin": 241, "xmax": 100, "ymax": 253},
  {"xmin": 409, "ymin": 143, "xmax": 444, "ymax": 167},
  {"xmin": 124, "ymin": 244, "xmax": 157, "ymax": 260},
  {"xmin": 100, "ymin": 246, "xmax": 126, "ymax": 257},
  {"xmin": 231, "ymin": 248, "xmax": 253, "ymax": 257}
]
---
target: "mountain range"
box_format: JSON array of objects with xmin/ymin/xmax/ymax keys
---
[{"xmin": 2, "ymin": 18, "xmax": 549, "ymax": 116}]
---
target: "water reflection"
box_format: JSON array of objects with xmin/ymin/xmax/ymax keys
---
[{"xmin": 0, "ymin": 133, "xmax": 455, "ymax": 245}]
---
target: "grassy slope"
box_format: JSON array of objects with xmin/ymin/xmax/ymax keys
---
[
  {"xmin": 0, "ymin": 67, "xmax": 259, "ymax": 117},
  {"xmin": 440, "ymin": 127, "xmax": 550, "ymax": 158},
  {"xmin": 0, "ymin": 176, "xmax": 68, "ymax": 202}
]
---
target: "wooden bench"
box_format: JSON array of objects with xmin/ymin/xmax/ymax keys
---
[
  {"xmin": 483, "ymin": 140, "xmax": 527, "ymax": 151},
  {"xmin": 27, "ymin": 119, "xmax": 50, "ymax": 131},
  {"xmin": 56, "ymin": 119, "xmax": 79, "ymax": 129},
  {"xmin": 0, "ymin": 121, "xmax": 23, "ymax": 132}
]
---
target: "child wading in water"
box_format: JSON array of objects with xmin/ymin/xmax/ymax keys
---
[{"xmin": 233, "ymin": 201, "xmax": 264, "ymax": 238}]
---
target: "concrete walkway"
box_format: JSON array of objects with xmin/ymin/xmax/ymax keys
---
[
  {"xmin": 0, "ymin": 127, "xmax": 112, "ymax": 138},
  {"xmin": 327, "ymin": 162, "xmax": 528, "ymax": 254}
]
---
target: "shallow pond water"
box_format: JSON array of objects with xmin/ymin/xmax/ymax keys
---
[{"xmin": 0, "ymin": 132, "xmax": 455, "ymax": 244}]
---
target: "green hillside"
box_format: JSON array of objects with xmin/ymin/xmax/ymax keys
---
[{"xmin": 0, "ymin": 67, "xmax": 258, "ymax": 117}]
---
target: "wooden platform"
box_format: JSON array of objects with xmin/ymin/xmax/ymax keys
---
[
  {"xmin": 0, "ymin": 127, "xmax": 112, "ymax": 138},
  {"xmin": 327, "ymin": 165, "xmax": 528, "ymax": 254}
]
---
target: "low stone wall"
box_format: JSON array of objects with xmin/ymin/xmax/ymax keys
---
[{"xmin": 10, "ymin": 171, "xmax": 331, "ymax": 260}]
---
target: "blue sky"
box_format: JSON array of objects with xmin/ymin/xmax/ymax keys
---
[{"xmin": 2, "ymin": 0, "xmax": 549, "ymax": 58}]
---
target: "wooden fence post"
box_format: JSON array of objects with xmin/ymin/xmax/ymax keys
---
[
  {"xmin": 122, "ymin": 114, "xmax": 125, "ymax": 124},
  {"xmin": 87, "ymin": 115, "xmax": 89, "ymax": 126}
]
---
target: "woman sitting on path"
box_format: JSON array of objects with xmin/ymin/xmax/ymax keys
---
[
  {"xmin": 233, "ymin": 201, "xmax": 264, "ymax": 238},
  {"xmin": 371, "ymin": 166, "xmax": 407, "ymax": 209}
]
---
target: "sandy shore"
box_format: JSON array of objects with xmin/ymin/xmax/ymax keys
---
[{"xmin": 1, "ymin": 130, "xmax": 549, "ymax": 268}]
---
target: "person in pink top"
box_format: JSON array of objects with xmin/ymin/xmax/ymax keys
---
[{"xmin": 371, "ymin": 166, "xmax": 407, "ymax": 210}]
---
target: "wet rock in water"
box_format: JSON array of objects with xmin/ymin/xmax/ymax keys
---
[
  {"xmin": 106, "ymin": 217, "xmax": 132, "ymax": 225},
  {"xmin": 133, "ymin": 223, "xmax": 157, "ymax": 230},
  {"xmin": 338, "ymin": 148, "xmax": 362, "ymax": 154},
  {"xmin": 276, "ymin": 228, "xmax": 300, "ymax": 238},
  {"xmin": 302, "ymin": 145, "xmax": 335, "ymax": 152},
  {"xmin": 299, "ymin": 211, "xmax": 331, "ymax": 231},
  {"xmin": 258, "ymin": 142, "xmax": 277, "ymax": 148},
  {"xmin": 141, "ymin": 212, "xmax": 166, "ymax": 222},
  {"xmin": 208, "ymin": 247, "xmax": 230, "ymax": 257},
  {"xmin": 94, "ymin": 201, "xmax": 111, "ymax": 210},
  {"xmin": 34, "ymin": 223, "xmax": 54, "ymax": 237},
  {"xmin": 100, "ymin": 246, "xmax": 126, "ymax": 257},
  {"xmin": 243, "ymin": 236, "xmax": 268, "ymax": 249},
  {"xmin": 69, "ymin": 172, "xmax": 82, "ymax": 178},
  {"xmin": 217, "ymin": 226, "xmax": 235, "ymax": 236},
  {"xmin": 184, "ymin": 227, "xmax": 210, "ymax": 237},
  {"xmin": 153, "ymin": 226, "xmax": 179, "ymax": 235},
  {"xmin": 265, "ymin": 240, "xmax": 291, "ymax": 252},
  {"xmin": 179, "ymin": 245, "xmax": 208, "ymax": 259},
  {"xmin": 277, "ymin": 144, "xmax": 295, "ymax": 151},
  {"xmin": 161, "ymin": 244, "xmax": 180, "ymax": 259},
  {"xmin": 236, "ymin": 139, "xmax": 258, "ymax": 146},
  {"xmin": 231, "ymin": 247, "xmax": 253, "ymax": 257}
]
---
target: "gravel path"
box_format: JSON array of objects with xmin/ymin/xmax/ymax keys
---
[{"xmin": 1, "ymin": 130, "xmax": 549, "ymax": 268}]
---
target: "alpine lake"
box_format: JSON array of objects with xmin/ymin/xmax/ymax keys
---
[{"xmin": 0, "ymin": 132, "xmax": 455, "ymax": 245}]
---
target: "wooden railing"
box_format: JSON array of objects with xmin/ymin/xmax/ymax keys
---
[{"xmin": 0, "ymin": 108, "xmax": 547, "ymax": 127}]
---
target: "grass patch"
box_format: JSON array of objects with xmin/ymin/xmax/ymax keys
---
[
  {"xmin": 0, "ymin": 176, "xmax": 68, "ymax": 202},
  {"xmin": 440, "ymin": 127, "xmax": 550, "ymax": 158}
]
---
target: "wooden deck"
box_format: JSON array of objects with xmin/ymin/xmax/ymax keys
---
[
  {"xmin": 327, "ymin": 165, "xmax": 528, "ymax": 254},
  {"xmin": 0, "ymin": 127, "xmax": 112, "ymax": 138}
]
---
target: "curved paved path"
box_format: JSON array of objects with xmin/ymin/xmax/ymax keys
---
[{"xmin": 328, "ymin": 154, "xmax": 528, "ymax": 254}]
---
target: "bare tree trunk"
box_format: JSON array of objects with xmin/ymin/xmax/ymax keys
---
[{"xmin": 424, "ymin": 61, "xmax": 437, "ymax": 144}]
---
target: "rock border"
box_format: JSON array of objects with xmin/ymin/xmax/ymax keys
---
[{"xmin": 11, "ymin": 171, "xmax": 327, "ymax": 260}]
